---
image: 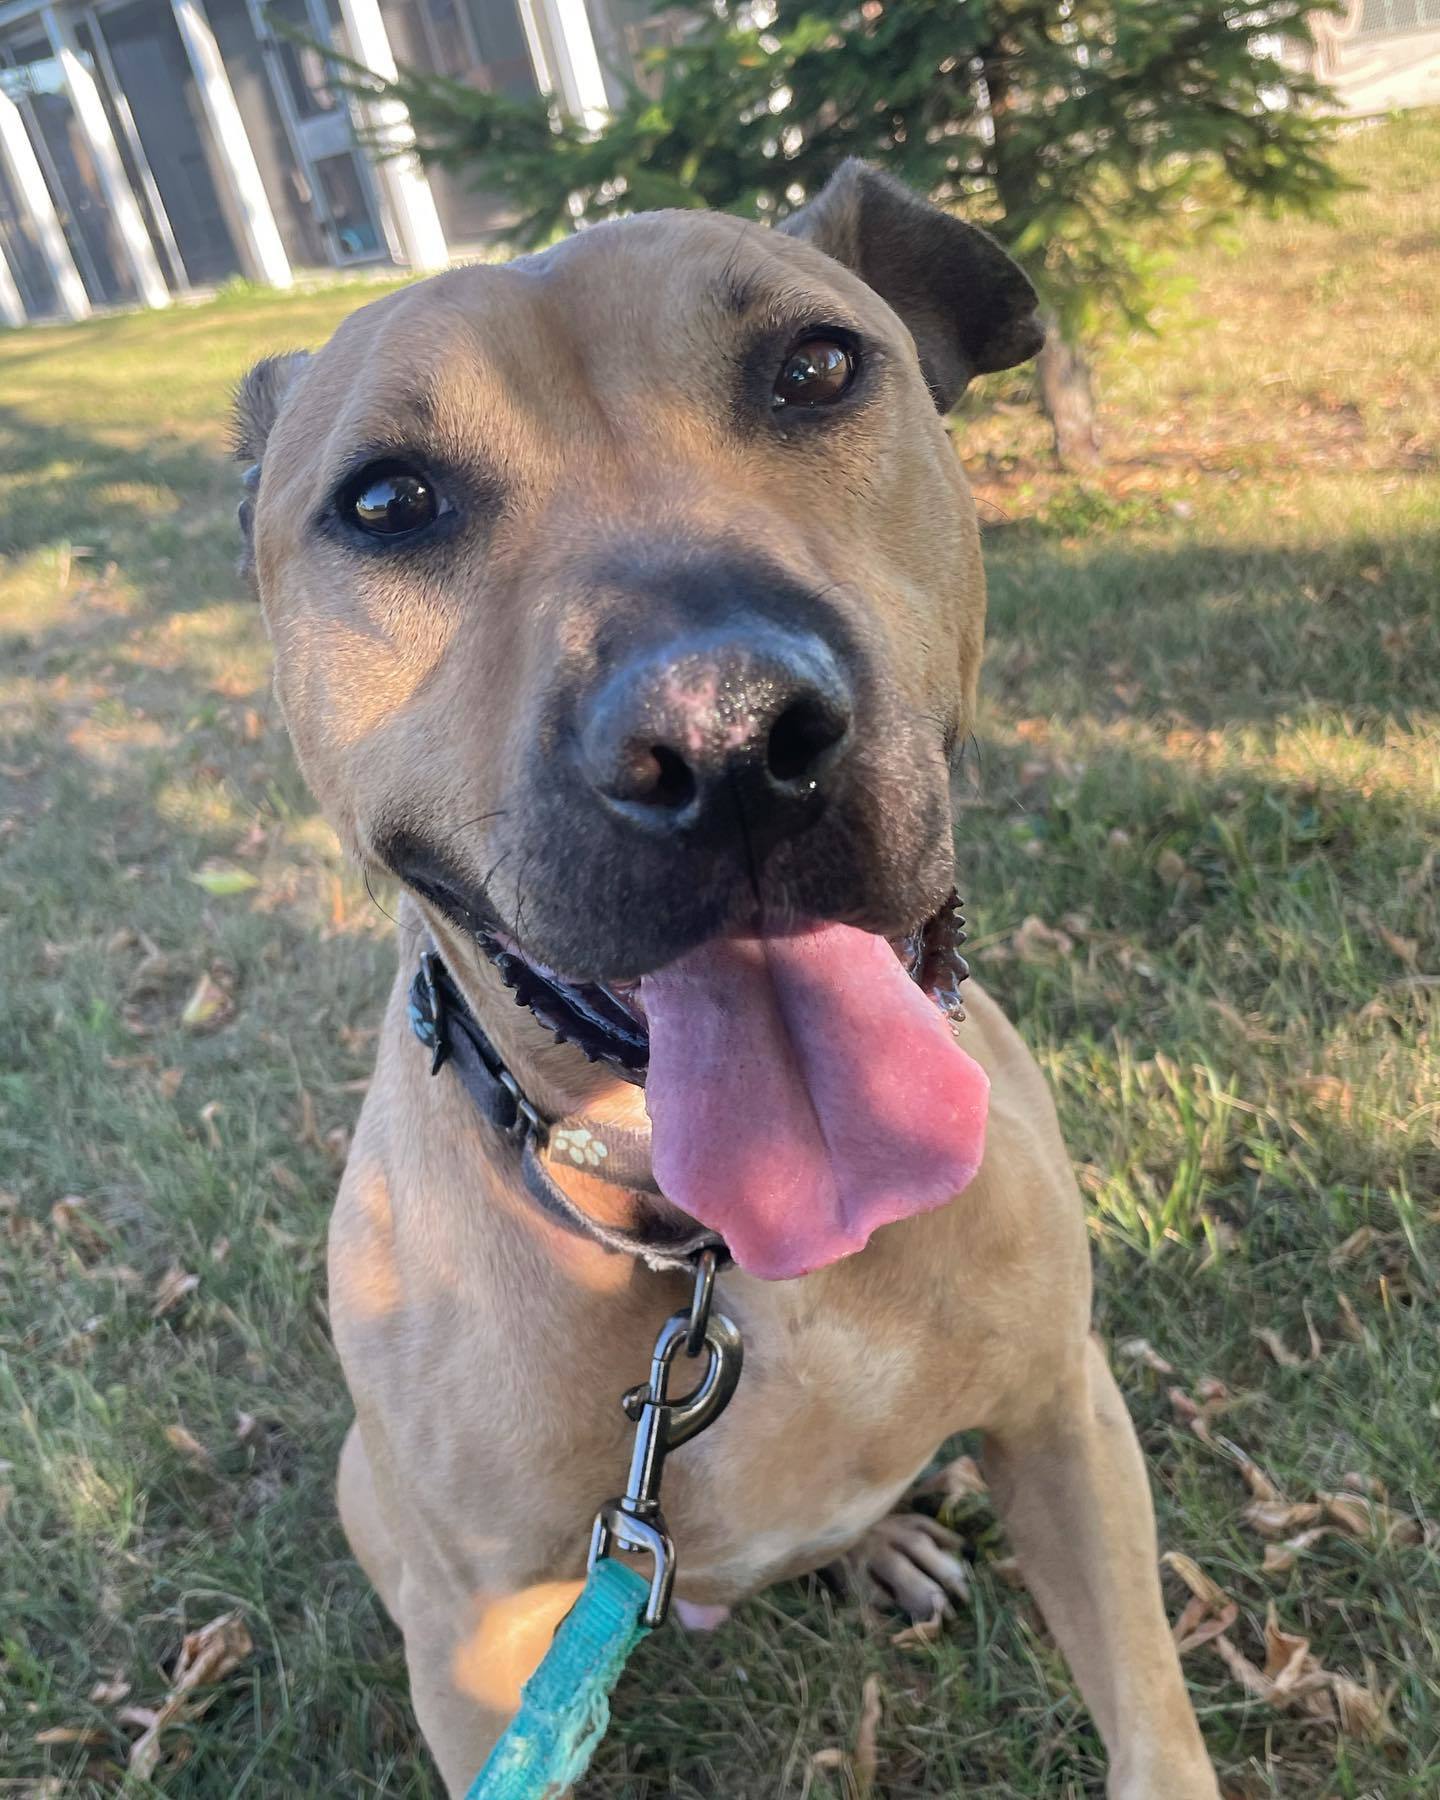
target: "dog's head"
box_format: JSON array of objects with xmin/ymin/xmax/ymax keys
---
[{"xmin": 237, "ymin": 163, "xmax": 1040, "ymax": 1275}]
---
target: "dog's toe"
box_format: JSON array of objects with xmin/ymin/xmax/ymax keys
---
[{"xmin": 845, "ymin": 1511, "xmax": 971, "ymax": 1622}]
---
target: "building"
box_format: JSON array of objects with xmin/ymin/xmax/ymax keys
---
[
  {"xmin": 0, "ymin": 0, "xmax": 653, "ymax": 325},
  {"xmin": 5, "ymin": 1, "xmax": 1437, "ymax": 329},
  {"xmin": 1306, "ymin": 0, "xmax": 1440, "ymax": 115}
]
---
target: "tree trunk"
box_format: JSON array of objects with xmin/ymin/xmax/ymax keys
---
[{"xmin": 1038, "ymin": 319, "xmax": 1100, "ymax": 468}]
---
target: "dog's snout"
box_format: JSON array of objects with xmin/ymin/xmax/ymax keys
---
[{"xmin": 579, "ymin": 625, "xmax": 854, "ymax": 841}]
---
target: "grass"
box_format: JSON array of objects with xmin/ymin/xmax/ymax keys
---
[{"xmin": 1, "ymin": 111, "xmax": 1437, "ymax": 1798}]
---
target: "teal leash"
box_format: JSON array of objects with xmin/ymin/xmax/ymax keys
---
[{"xmin": 465, "ymin": 1249, "xmax": 742, "ymax": 1799}]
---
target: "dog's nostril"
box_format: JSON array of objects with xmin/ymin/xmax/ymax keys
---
[
  {"xmin": 645, "ymin": 743, "xmax": 697, "ymax": 810},
  {"xmin": 766, "ymin": 696, "xmax": 848, "ymax": 786}
]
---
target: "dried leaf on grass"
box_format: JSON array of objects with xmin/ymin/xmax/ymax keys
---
[
  {"xmin": 163, "ymin": 1424, "xmax": 210, "ymax": 1467},
  {"xmin": 1253, "ymin": 1328, "xmax": 1309, "ymax": 1369},
  {"xmin": 1262, "ymin": 1528, "xmax": 1333, "ymax": 1575},
  {"xmin": 1243, "ymin": 1479, "xmax": 1427, "ymax": 1552},
  {"xmin": 1329, "ymin": 1226, "xmax": 1405, "ymax": 1268},
  {"xmin": 151, "ymin": 1266, "xmax": 199, "ymax": 1319},
  {"xmin": 1173, "ymin": 1596, "xmax": 1240, "ymax": 1657},
  {"xmin": 1162, "ymin": 1551, "xmax": 1231, "ymax": 1612},
  {"xmin": 180, "ymin": 970, "xmax": 235, "ymax": 1032},
  {"xmin": 35, "ymin": 1726, "xmax": 111, "ymax": 1746},
  {"xmin": 1119, "ymin": 1337, "xmax": 1175, "ymax": 1375},
  {"xmin": 128, "ymin": 1612, "xmax": 252, "ymax": 1779},
  {"xmin": 1203, "ymin": 1431, "xmax": 1284, "ymax": 1504},
  {"xmin": 853, "ymin": 1674, "xmax": 881, "ymax": 1796},
  {"xmin": 189, "ymin": 862, "xmax": 259, "ymax": 897},
  {"xmin": 890, "ymin": 1604, "xmax": 946, "ymax": 1649},
  {"xmin": 1209, "ymin": 1606, "xmax": 1394, "ymax": 1741},
  {"xmin": 1168, "ymin": 1382, "xmax": 1237, "ymax": 1450},
  {"xmin": 1164, "ymin": 1552, "xmax": 1241, "ymax": 1657},
  {"xmin": 809, "ymin": 1676, "xmax": 883, "ymax": 1798}
]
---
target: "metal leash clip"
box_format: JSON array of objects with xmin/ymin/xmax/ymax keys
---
[{"xmin": 588, "ymin": 1248, "xmax": 742, "ymax": 1627}]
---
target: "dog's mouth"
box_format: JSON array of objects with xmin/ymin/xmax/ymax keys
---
[
  {"xmin": 477, "ymin": 895, "xmax": 971, "ymax": 1083},
  {"xmin": 477, "ymin": 896, "xmax": 988, "ymax": 1280}
]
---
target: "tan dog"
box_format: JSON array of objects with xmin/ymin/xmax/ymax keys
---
[{"xmin": 235, "ymin": 162, "xmax": 1219, "ymax": 1797}]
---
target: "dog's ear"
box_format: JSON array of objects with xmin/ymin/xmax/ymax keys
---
[
  {"xmin": 232, "ymin": 351, "xmax": 310, "ymax": 572},
  {"xmin": 780, "ymin": 160, "xmax": 1043, "ymax": 411}
]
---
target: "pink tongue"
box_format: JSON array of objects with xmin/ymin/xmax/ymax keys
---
[{"xmin": 641, "ymin": 923, "xmax": 989, "ymax": 1279}]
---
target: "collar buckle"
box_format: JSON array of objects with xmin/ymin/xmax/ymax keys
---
[{"xmin": 498, "ymin": 1066, "xmax": 545, "ymax": 1145}]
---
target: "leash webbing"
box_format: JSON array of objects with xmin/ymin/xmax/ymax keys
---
[
  {"xmin": 463, "ymin": 1559, "xmax": 651, "ymax": 1799},
  {"xmin": 464, "ymin": 1251, "xmax": 742, "ymax": 1799}
]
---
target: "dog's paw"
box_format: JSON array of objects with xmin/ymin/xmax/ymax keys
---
[{"xmin": 841, "ymin": 1511, "xmax": 971, "ymax": 1622}]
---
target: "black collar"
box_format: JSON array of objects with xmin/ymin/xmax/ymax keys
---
[{"xmin": 408, "ymin": 947, "xmax": 726, "ymax": 1270}]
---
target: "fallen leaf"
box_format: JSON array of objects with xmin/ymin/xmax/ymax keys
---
[
  {"xmin": 1254, "ymin": 1327, "xmax": 1307, "ymax": 1369},
  {"xmin": 1161, "ymin": 1551, "xmax": 1231, "ymax": 1612},
  {"xmin": 156, "ymin": 1067, "xmax": 184, "ymax": 1101},
  {"xmin": 1243, "ymin": 1499, "xmax": 1325, "ymax": 1538},
  {"xmin": 164, "ymin": 1424, "xmax": 210, "ymax": 1467},
  {"xmin": 1208, "ymin": 1603, "xmax": 1387, "ymax": 1731},
  {"xmin": 151, "ymin": 1266, "xmax": 199, "ymax": 1319},
  {"xmin": 1321, "ymin": 1492, "xmax": 1424, "ymax": 1547},
  {"xmin": 199, "ymin": 1101, "xmax": 224, "ymax": 1151},
  {"xmin": 1119, "ymin": 1337, "xmax": 1175, "ymax": 1375},
  {"xmin": 1331, "ymin": 1670, "xmax": 1396, "ymax": 1741},
  {"xmin": 35, "ymin": 1726, "xmax": 110, "ymax": 1746},
  {"xmin": 49, "ymin": 1197, "xmax": 109, "ymax": 1257},
  {"xmin": 189, "ymin": 863, "xmax": 259, "ymax": 897},
  {"xmin": 1172, "ymin": 1591, "xmax": 1239, "ymax": 1656},
  {"xmin": 88, "ymin": 1677, "xmax": 131, "ymax": 1706},
  {"xmin": 1377, "ymin": 926, "xmax": 1418, "ymax": 966},
  {"xmin": 890, "ymin": 1605, "xmax": 946, "ymax": 1649},
  {"xmin": 853, "ymin": 1674, "xmax": 882, "ymax": 1796},
  {"xmin": 1228, "ymin": 1446, "xmax": 1283, "ymax": 1504},
  {"xmin": 128, "ymin": 1612, "xmax": 252, "ymax": 1780},
  {"xmin": 1335, "ymin": 1291, "xmax": 1370, "ymax": 1344},
  {"xmin": 1167, "ymin": 1386, "xmax": 1226, "ymax": 1447},
  {"xmin": 180, "ymin": 971, "xmax": 234, "ymax": 1033},
  {"xmin": 1262, "ymin": 1527, "xmax": 1332, "ymax": 1574},
  {"xmin": 1329, "ymin": 1226, "xmax": 1402, "ymax": 1266}
]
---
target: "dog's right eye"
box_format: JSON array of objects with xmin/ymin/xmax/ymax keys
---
[{"xmin": 339, "ymin": 461, "xmax": 442, "ymax": 538}]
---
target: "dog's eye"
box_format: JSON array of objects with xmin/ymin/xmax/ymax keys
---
[
  {"xmin": 340, "ymin": 461, "xmax": 441, "ymax": 537},
  {"xmin": 773, "ymin": 336, "xmax": 857, "ymax": 409}
]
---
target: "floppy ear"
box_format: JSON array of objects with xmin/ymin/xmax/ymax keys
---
[
  {"xmin": 780, "ymin": 160, "xmax": 1043, "ymax": 411},
  {"xmin": 231, "ymin": 351, "xmax": 311, "ymax": 570}
]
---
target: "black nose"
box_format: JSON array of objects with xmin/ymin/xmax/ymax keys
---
[{"xmin": 579, "ymin": 624, "xmax": 854, "ymax": 843}]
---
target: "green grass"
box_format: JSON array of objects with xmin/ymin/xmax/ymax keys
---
[{"xmin": 2, "ymin": 113, "xmax": 1437, "ymax": 1798}]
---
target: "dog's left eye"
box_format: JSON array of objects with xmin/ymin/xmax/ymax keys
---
[
  {"xmin": 340, "ymin": 461, "xmax": 442, "ymax": 538},
  {"xmin": 773, "ymin": 336, "xmax": 857, "ymax": 409}
]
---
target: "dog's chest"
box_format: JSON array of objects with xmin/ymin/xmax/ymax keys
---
[{"xmin": 657, "ymin": 1304, "xmax": 945, "ymax": 1599}]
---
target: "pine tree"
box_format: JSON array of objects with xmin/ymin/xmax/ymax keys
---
[{"xmin": 372, "ymin": 1, "xmax": 1345, "ymax": 462}]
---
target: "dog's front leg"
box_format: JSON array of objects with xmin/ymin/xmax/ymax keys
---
[
  {"xmin": 396, "ymin": 1570, "xmax": 588, "ymax": 1797},
  {"xmin": 981, "ymin": 1336, "xmax": 1219, "ymax": 1800}
]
